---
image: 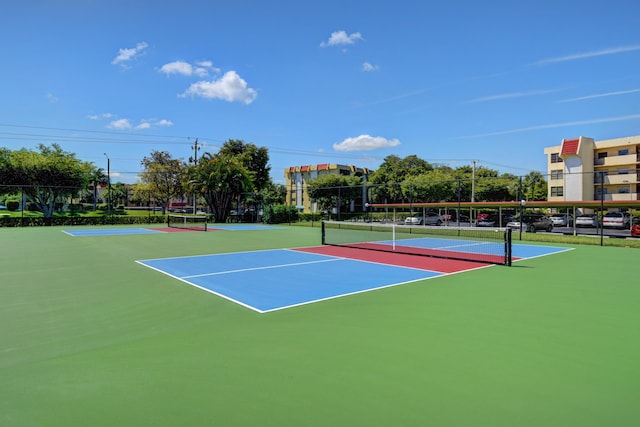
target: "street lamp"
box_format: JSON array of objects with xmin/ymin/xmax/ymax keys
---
[{"xmin": 103, "ymin": 153, "xmax": 111, "ymax": 212}]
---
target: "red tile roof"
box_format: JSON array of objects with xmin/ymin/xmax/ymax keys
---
[{"xmin": 561, "ymin": 138, "xmax": 579, "ymax": 155}]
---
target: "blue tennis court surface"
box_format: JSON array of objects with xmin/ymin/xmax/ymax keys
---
[
  {"xmin": 137, "ymin": 241, "xmax": 572, "ymax": 313},
  {"xmin": 137, "ymin": 249, "xmax": 443, "ymax": 313},
  {"xmin": 63, "ymin": 228, "xmax": 164, "ymax": 236},
  {"xmin": 63, "ymin": 224, "xmax": 280, "ymax": 236}
]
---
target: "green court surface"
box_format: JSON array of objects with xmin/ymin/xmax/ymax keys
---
[{"xmin": 1, "ymin": 224, "xmax": 639, "ymax": 426}]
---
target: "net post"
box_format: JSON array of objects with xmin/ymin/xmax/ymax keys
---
[
  {"xmin": 505, "ymin": 228, "xmax": 512, "ymax": 266},
  {"xmin": 392, "ymin": 223, "xmax": 396, "ymax": 251},
  {"xmin": 321, "ymin": 220, "xmax": 326, "ymax": 245}
]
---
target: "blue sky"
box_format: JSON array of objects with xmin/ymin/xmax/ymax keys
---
[{"xmin": 1, "ymin": 0, "xmax": 639, "ymax": 184}]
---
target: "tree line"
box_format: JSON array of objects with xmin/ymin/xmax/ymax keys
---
[
  {"xmin": 305, "ymin": 155, "xmax": 547, "ymax": 215},
  {"xmin": 0, "ymin": 140, "xmax": 286, "ymax": 222},
  {"xmin": 1, "ymin": 143, "xmax": 547, "ymax": 222}
]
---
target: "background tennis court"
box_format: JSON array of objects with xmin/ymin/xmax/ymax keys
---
[{"xmin": 1, "ymin": 224, "xmax": 639, "ymax": 426}]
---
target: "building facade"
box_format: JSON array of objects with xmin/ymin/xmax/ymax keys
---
[
  {"xmin": 544, "ymin": 135, "xmax": 640, "ymax": 202},
  {"xmin": 284, "ymin": 163, "xmax": 371, "ymax": 213}
]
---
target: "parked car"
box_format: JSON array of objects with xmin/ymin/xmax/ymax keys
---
[
  {"xmin": 602, "ymin": 212, "xmax": 630, "ymax": 229},
  {"xmin": 631, "ymin": 218, "xmax": 640, "ymax": 237},
  {"xmin": 477, "ymin": 213, "xmax": 513, "ymax": 227},
  {"xmin": 477, "ymin": 214, "xmax": 499, "ymax": 227},
  {"xmin": 575, "ymin": 214, "xmax": 599, "ymax": 228},
  {"xmin": 441, "ymin": 212, "xmax": 469, "ymax": 222},
  {"xmin": 507, "ymin": 213, "xmax": 554, "ymax": 232},
  {"xmin": 549, "ymin": 213, "xmax": 573, "ymax": 227},
  {"xmin": 404, "ymin": 212, "xmax": 442, "ymax": 226}
]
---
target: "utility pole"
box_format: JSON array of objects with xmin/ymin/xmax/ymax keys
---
[
  {"xmin": 471, "ymin": 160, "xmax": 476, "ymax": 203},
  {"xmin": 103, "ymin": 153, "xmax": 111, "ymax": 212},
  {"xmin": 471, "ymin": 160, "xmax": 476, "ymax": 224},
  {"xmin": 190, "ymin": 139, "xmax": 200, "ymax": 214}
]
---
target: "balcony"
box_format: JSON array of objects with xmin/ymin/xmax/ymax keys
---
[
  {"xmin": 601, "ymin": 174, "xmax": 640, "ymax": 185},
  {"xmin": 594, "ymin": 153, "xmax": 639, "ymax": 167},
  {"xmin": 601, "ymin": 193, "xmax": 639, "ymax": 201}
]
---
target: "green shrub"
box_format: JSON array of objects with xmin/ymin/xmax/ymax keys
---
[
  {"xmin": 262, "ymin": 204, "xmax": 299, "ymax": 224},
  {"xmin": 6, "ymin": 201, "xmax": 20, "ymax": 211}
]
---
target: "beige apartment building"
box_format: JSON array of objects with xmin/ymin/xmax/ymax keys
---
[
  {"xmin": 544, "ymin": 135, "xmax": 640, "ymax": 202},
  {"xmin": 284, "ymin": 163, "xmax": 371, "ymax": 213}
]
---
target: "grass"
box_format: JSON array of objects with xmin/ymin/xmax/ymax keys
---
[{"xmin": 1, "ymin": 224, "xmax": 639, "ymax": 426}]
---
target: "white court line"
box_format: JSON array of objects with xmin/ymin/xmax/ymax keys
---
[{"xmin": 181, "ymin": 257, "xmax": 343, "ymax": 279}]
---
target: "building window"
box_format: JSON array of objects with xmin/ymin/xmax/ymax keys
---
[
  {"xmin": 618, "ymin": 187, "xmax": 630, "ymax": 194},
  {"xmin": 596, "ymin": 187, "xmax": 608, "ymax": 197},
  {"xmin": 550, "ymin": 186, "xmax": 563, "ymax": 197},
  {"xmin": 618, "ymin": 149, "xmax": 629, "ymax": 156},
  {"xmin": 550, "ymin": 153, "xmax": 563, "ymax": 163},
  {"xmin": 598, "ymin": 152, "xmax": 608, "ymax": 159},
  {"xmin": 550, "ymin": 169, "xmax": 563, "ymax": 180},
  {"xmin": 618, "ymin": 168, "xmax": 629, "ymax": 175},
  {"xmin": 594, "ymin": 170, "xmax": 609, "ymax": 183}
]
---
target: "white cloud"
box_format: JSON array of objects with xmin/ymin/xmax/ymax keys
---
[
  {"xmin": 320, "ymin": 30, "xmax": 364, "ymax": 47},
  {"xmin": 112, "ymin": 41, "xmax": 149, "ymax": 66},
  {"xmin": 558, "ymin": 88, "xmax": 640, "ymax": 103},
  {"xmin": 97, "ymin": 115, "xmax": 173, "ymax": 129},
  {"xmin": 532, "ymin": 44, "xmax": 640, "ymax": 66},
  {"xmin": 159, "ymin": 61, "xmax": 220, "ymax": 77},
  {"xmin": 333, "ymin": 135, "xmax": 401, "ymax": 152},
  {"xmin": 159, "ymin": 60, "xmax": 219, "ymax": 77},
  {"xmin": 159, "ymin": 61, "xmax": 193, "ymax": 76},
  {"xmin": 46, "ymin": 92, "xmax": 59, "ymax": 103},
  {"xmin": 107, "ymin": 119, "xmax": 133, "ymax": 129},
  {"xmin": 464, "ymin": 89, "xmax": 560, "ymax": 103},
  {"xmin": 88, "ymin": 112, "xmax": 114, "ymax": 120},
  {"xmin": 180, "ymin": 71, "xmax": 257, "ymax": 104},
  {"xmin": 456, "ymin": 113, "xmax": 640, "ymax": 139},
  {"xmin": 362, "ymin": 62, "xmax": 379, "ymax": 72}
]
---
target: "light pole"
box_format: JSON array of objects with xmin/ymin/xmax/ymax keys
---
[{"xmin": 103, "ymin": 153, "xmax": 111, "ymax": 212}]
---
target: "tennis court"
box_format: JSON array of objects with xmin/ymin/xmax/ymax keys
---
[
  {"xmin": 137, "ymin": 237, "xmax": 570, "ymax": 312},
  {"xmin": 1, "ymin": 223, "xmax": 639, "ymax": 426}
]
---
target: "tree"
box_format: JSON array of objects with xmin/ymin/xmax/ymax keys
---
[
  {"xmin": 187, "ymin": 152, "xmax": 255, "ymax": 223},
  {"xmin": 523, "ymin": 171, "xmax": 547, "ymax": 201},
  {"xmin": 88, "ymin": 167, "xmax": 107, "ymax": 210},
  {"xmin": 186, "ymin": 139, "xmax": 272, "ymax": 223},
  {"xmin": 307, "ymin": 174, "xmax": 363, "ymax": 219},
  {"xmin": 139, "ymin": 151, "xmax": 185, "ymax": 214},
  {"xmin": 107, "ymin": 182, "xmax": 129, "ymax": 208},
  {"xmin": 0, "ymin": 144, "xmax": 93, "ymax": 218},
  {"xmin": 404, "ymin": 169, "xmax": 457, "ymax": 204},
  {"xmin": 369, "ymin": 155, "xmax": 433, "ymax": 203},
  {"xmin": 218, "ymin": 139, "xmax": 271, "ymax": 191}
]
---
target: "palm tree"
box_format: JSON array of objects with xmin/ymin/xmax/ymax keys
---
[
  {"xmin": 523, "ymin": 171, "xmax": 544, "ymax": 201},
  {"xmin": 89, "ymin": 168, "xmax": 107, "ymax": 211}
]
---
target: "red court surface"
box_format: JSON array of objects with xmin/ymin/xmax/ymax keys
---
[{"xmin": 294, "ymin": 245, "xmax": 494, "ymax": 274}]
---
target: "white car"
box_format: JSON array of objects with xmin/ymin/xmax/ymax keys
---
[
  {"xmin": 575, "ymin": 214, "xmax": 598, "ymax": 228},
  {"xmin": 549, "ymin": 213, "xmax": 573, "ymax": 227},
  {"xmin": 404, "ymin": 213, "xmax": 442, "ymax": 226},
  {"xmin": 602, "ymin": 212, "xmax": 630, "ymax": 229}
]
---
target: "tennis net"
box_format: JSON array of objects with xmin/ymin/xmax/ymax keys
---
[
  {"xmin": 167, "ymin": 214, "xmax": 208, "ymax": 231},
  {"xmin": 321, "ymin": 220, "xmax": 512, "ymax": 266}
]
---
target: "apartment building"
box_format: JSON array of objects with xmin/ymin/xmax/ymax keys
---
[
  {"xmin": 544, "ymin": 135, "xmax": 640, "ymax": 202},
  {"xmin": 284, "ymin": 163, "xmax": 371, "ymax": 213}
]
